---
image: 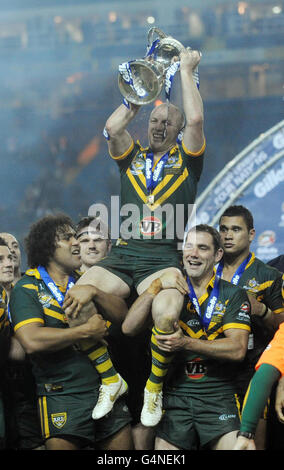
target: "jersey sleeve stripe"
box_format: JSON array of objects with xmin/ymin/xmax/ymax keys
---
[
  {"xmin": 22, "ymin": 284, "xmax": 39, "ymax": 291},
  {"xmin": 182, "ymin": 137, "xmax": 206, "ymax": 157},
  {"xmin": 223, "ymin": 322, "xmax": 251, "ymax": 332},
  {"xmin": 274, "ymin": 307, "xmax": 284, "ymax": 314},
  {"xmin": 14, "ymin": 317, "xmax": 45, "ymax": 332},
  {"xmin": 110, "ymin": 139, "xmax": 135, "ymax": 160}
]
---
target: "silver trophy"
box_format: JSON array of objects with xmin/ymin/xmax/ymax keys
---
[{"xmin": 118, "ymin": 27, "xmax": 197, "ymax": 105}]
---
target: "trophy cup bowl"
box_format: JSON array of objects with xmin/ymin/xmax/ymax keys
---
[
  {"xmin": 153, "ymin": 37, "xmax": 185, "ymax": 69},
  {"xmin": 118, "ymin": 59, "xmax": 165, "ymax": 105},
  {"xmin": 118, "ymin": 28, "xmax": 186, "ymax": 105}
]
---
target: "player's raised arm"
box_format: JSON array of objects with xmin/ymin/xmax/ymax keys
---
[
  {"xmin": 104, "ymin": 102, "xmax": 141, "ymax": 158},
  {"xmin": 179, "ymin": 48, "xmax": 205, "ymax": 154}
]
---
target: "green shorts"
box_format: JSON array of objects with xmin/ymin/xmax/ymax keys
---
[
  {"xmin": 96, "ymin": 244, "xmax": 182, "ymax": 289},
  {"xmin": 156, "ymin": 392, "xmax": 241, "ymax": 450},
  {"xmin": 38, "ymin": 390, "xmax": 131, "ymax": 448}
]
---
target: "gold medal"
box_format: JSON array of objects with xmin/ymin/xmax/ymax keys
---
[{"xmin": 147, "ymin": 194, "xmax": 154, "ymax": 204}]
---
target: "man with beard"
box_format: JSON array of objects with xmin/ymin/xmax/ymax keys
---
[{"xmin": 9, "ymin": 214, "xmax": 133, "ymax": 450}]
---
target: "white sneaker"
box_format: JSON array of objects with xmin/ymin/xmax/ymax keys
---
[
  {"xmin": 140, "ymin": 388, "xmax": 163, "ymax": 427},
  {"xmin": 92, "ymin": 375, "xmax": 128, "ymax": 420}
]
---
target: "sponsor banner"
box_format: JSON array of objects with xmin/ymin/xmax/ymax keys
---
[
  {"xmin": 196, "ymin": 121, "xmax": 284, "ymax": 262},
  {"xmin": 237, "ymin": 159, "xmax": 284, "ymax": 261}
]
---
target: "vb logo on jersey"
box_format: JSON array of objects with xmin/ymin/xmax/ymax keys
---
[
  {"xmin": 185, "ymin": 358, "xmax": 206, "ymax": 380},
  {"xmin": 51, "ymin": 412, "xmax": 67, "ymax": 429},
  {"xmin": 140, "ymin": 216, "xmax": 162, "ymax": 237}
]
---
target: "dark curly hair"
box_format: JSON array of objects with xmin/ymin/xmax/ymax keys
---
[{"xmin": 25, "ymin": 213, "xmax": 75, "ymax": 268}]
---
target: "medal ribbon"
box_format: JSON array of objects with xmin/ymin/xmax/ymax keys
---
[
  {"xmin": 186, "ymin": 274, "xmax": 221, "ymax": 330},
  {"xmin": 145, "ymin": 38, "xmax": 160, "ymax": 58},
  {"xmin": 37, "ymin": 266, "xmax": 75, "ymax": 308},
  {"xmin": 216, "ymin": 253, "xmax": 252, "ymax": 286},
  {"xmin": 145, "ymin": 151, "xmax": 169, "ymax": 195},
  {"xmin": 165, "ymin": 61, "xmax": 180, "ymax": 102},
  {"xmin": 7, "ymin": 303, "xmax": 11, "ymax": 323}
]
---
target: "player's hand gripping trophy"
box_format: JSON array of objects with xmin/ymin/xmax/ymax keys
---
[{"xmin": 118, "ymin": 27, "xmax": 201, "ymax": 105}]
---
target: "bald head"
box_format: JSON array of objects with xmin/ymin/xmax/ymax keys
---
[
  {"xmin": 148, "ymin": 103, "xmax": 185, "ymax": 153},
  {"xmin": 150, "ymin": 103, "xmax": 185, "ymax": 130}
]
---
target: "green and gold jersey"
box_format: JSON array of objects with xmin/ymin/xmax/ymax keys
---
[
  {"xmin": 0, "ymin": 286, "xmax": 10, "ymax": 337},
  {"xmin": 165, "ymin": 274, "xmax": 251, "ymax": 396},
  {"xmin": 9, "ymin": 269, "xmax": 99, "ymax": 396},
  {"xmin": 0, "ymin": 286, "xmax": 11, "ymax": 376},
  {"xmin": 229, "ymin": 253, "xmax": 284, "ymax": 391},
  {"xmin": 234, "ymin": 253, "xmax": 284, "ymax": 314},
  {"xmin": 111, "ymin": 139, "xmax": 205, "ymax": 255}
]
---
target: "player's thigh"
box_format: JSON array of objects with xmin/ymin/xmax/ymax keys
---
[
  {"xmin": 210, "ymin": 430, "xmax": 238, "ymax": 450},
  {"xmin": 97, "ymin": 424, "xmax": 134, "ymax": 450},
  {"xmin": 137, "ymin": 267, "xmax": 182, "ymax": 295},
  {"xmin": 45, "ymin": 437, "xmax": 79, "ymax": 450},
  {"xmin": 95, "ymin": 396, "xmax": 132, "ymax": 449},
  {"xmin": 132, "ymin": 423, "xmax": 156, "ymax": 450},
  {"xmin": 77, "ymin": 265, "xmax": 130, "ymax": 298},
  {"xmin": 155, "ymin": 436, "xmax": 181, "ymax": 450}
]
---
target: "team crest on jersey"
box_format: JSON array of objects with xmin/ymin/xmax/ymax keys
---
[
  {"xmin": 165, "ymin": 153, "xmax": 181, "ymax": 168},
  {"xmin": 185, "ymin": 358, "xmax": 206, "ymax": 380},
  {"xmin": 215, "ymin": 301, "xmax": 225, "ymax": 313},
  {"xmin": 164, "ymin": 153, "xmax": 183, "ymax": 175},
  {"xmin": 130, "ymin": 154, "xmax": 146, "ymax": 175},
  {"xmin": 244, "ymin": 277, "xmax": 260, "ymax": 293},
  {"xmin": 51, "ymin": 412, "xmax": 67, "ymax": 429},
  {"xmin": 140, "ymin": 216, "xmax": 162, "ymax": 237},
  {"xmin": 211, "ymin": 301, "xmax": 226, "ymax": 322},
  {"xmin": 38, "ymin": 291, "xmax": 53, "ymax": 308}
]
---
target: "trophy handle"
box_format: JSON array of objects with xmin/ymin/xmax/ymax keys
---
[{"xmin": 147, "ymin": 27, "xmax": 167, "ymax": 45}]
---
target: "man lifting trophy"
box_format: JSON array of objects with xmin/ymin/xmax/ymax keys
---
[
  {"xmin": 71, "ymin": 27, "xmax": 205, "ymax": 430},
  {"xmin": 118, "ymin": 27, "xmax": 200, "ymax": 105}
]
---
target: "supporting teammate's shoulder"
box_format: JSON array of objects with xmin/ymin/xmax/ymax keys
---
[
  {"xmin": 219, "ymin": 277, "xmax": 249, "ymax": 301},
  {"xmin": 252, "ymin": 255, "xmax": 282, "ymax": 279},
  {"xmin": 11, "ymin": 269, "xmax": 40, "ymax": 292}
]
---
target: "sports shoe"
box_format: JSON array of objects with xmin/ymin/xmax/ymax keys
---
[
  {"xmin": 140, "ymin": 388, "xmax": 163, "ymax": 427},
  {"xmin": 92, "ymin": 375, "xmax": 128, "ymax": 420}
]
